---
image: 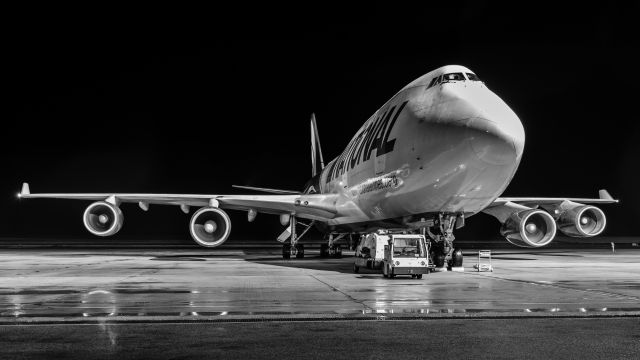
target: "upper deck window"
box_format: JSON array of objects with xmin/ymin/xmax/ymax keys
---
[{"xmin": 466, "ymin": 73, "xmax": 481, "ymax": 81}]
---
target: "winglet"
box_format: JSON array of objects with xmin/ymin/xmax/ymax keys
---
[
  {"xmin": 598, "ymin": 189, "xmax": 615, "ymax": 201},
  {"xmin": 20, "ymin": 182, "xmax": 30, "ymax": 197}
]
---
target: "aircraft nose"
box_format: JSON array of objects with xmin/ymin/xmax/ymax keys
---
[
  {"xmin": 448, "ymin": 86, "xmax": 525, "ymax": 165},
  {"xmin": 466, "ymin": 114, "xmax": 524, "ymax": 165}
]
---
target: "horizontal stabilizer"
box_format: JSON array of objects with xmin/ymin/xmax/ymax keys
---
[{"xmin": 232, "ymin": 185, "xmax": 301, "ymax": 195}]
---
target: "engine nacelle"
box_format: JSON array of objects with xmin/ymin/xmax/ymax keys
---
[
  {"xmin": 83, "ymin": 201, "xmax": 124, "ymax": 236},
  {"xmin": 557, "ymin": 205, "xmax": 606, "ymax": 237},
  {"xmin": 189, "ymin": 207, "xmax": 232, "ymax": 247},
  {"xmin": 501, "ymin": 209, "xmax": 557, "ymax": 248}
]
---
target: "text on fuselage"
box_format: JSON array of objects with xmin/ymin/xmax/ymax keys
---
[{"xmin": 327, "ymin": 100, "xmax": 408, "ymax": 182}]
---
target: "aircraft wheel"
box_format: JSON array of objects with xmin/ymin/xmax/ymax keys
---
[
  {"xmin": 411, "ymin": 274, "xmax": 416, "ymax": 279},
  {"xmin": 295, "ymin": 244, "xmax": 305, "ymax": 258},
  {"xmin": 333, "ymin": 245, "xmax": 342, "ymax": 258},
  {"xmin": 320, "ymin": 244, "xmax": 329, "ymax": 258},
  {"xmin": 434, "ymin": 252, "xmax": 446, "ymax": 268},
  {"xmin": 450, "ymin": 248, "xmax": 463, "ymax": 267},
  {"xmin": 416, "ymin": 274, "xmax": 423, "ymax": 279},
  {"xmin": 282, "ymin": 244, "xmax": 291, "ymax": 259},
  {"xmin": 353, "ymin": 264, "xmax": 359, "ymax": 273}
]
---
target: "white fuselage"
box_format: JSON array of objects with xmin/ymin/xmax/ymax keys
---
[{"xmin": 316, "ymin": 65, "xmax": 525, "ymax": 231}]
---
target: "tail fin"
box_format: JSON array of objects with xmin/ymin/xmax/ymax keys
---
[{"xmin": 310, "ymin": 113, "xmax": 325, "ymax": 177}]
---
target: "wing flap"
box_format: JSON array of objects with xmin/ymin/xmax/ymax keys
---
[
  {"xmin": 218, "ymin": 194, "xmax": 338, "ymax": 219},
  {"xmin": 231, "ymin": 185, "xmax": 301, "ymax": 195}
]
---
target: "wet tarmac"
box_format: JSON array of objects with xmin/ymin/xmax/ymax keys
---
[
  {"xmin": 1, "ymin": 245, "xmax": 639, "ymax": 321},
  {"xmin": 2, "ymin": 318, "xmax": 640, "ymax": 359}
]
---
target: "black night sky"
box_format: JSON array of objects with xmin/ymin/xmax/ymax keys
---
[{"xmin": 2, "ymin": 3, "xmax": 639, "ymax": 242}]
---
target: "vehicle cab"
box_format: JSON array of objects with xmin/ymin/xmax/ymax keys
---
[{"xmin": 382, "ymin": 234, "xmax": 432, "ymax": 279}]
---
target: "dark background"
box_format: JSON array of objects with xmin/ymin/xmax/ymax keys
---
[{"xmin": 2, "ymin": 3, "xmax": 638, "ymax": 242}]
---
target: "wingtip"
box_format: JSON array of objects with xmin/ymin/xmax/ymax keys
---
[
  {"xmin": 20, "ymin": 182, "xmax": 30, "ymax": 196},
  {"xmin": 598, "ymin": 189, "xmax": 618, "ymax": 202}
]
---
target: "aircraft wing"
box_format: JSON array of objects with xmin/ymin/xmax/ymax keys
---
[
  {"xmin": 490, "ymin": 189, "xmax": 619, "ymax": 207},
  {"xmin": 483, "ymin": 189, "xmax": 618, "ymax": 223},
  {"xmin": 18, "ymin": 183, "xmax": 338, "ymax": 220}
]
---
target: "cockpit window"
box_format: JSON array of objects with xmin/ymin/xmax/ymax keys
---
[
  {"xmin": 442, "ymin": 72, "xmax": 465, "ymax": 81},
  {"xmin": 466, "ymin": 73, "xmax": 481, "ymax": 81},
  {"xmin": 428, "ymin": 72, "xmax": 476, "ymax": 89}
]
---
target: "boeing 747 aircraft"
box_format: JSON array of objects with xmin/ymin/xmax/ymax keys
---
[{"xmin": 18, "ymin": 65, "xmax": 618, "ymax": 267}]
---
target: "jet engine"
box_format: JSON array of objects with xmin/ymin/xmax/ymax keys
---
[
  {"xmin": 189, "ymin": 207, "xmax": 232, "ymax": 247},
  {"xmin": 83, "ymin": 201, "xmax": 124, "ymax": 236},
  {"xmin": 501, "ymin": 209, "xmax": 557, "ymax": 248},
  {"xmin": 557, "ymin": 205, "xmax": 606, "ymax": 237}
]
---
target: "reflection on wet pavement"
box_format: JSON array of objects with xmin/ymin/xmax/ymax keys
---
[{"xmin": 1, "ymin": 248, "xmax": 639, "ymax": 320}]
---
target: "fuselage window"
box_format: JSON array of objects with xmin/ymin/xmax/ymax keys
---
[{"xmin": 466, "ymin": 73, "xmax": 481, "ymax": 81}]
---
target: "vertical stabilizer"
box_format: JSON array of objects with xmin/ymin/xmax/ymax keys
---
[{"xmin": 310, "ymin": 113, "xmax": 325, "ymax": 176}]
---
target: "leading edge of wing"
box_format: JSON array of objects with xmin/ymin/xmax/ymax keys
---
[
  {"xmin": 19, "ymin": 191, "xmax": 214, "ymax": 207},
  {"xmin": 18, "ymin": 183, "xmax": 338, "ymax": 219},
  {"xmin": 491, "ymin": 189, "xmax": 619, "ymax": 206}
]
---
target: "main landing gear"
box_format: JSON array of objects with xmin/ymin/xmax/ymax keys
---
[
  {"xmin": 281, "ymin": 216, "xmax": 314, "ymax": 259},
  {"xmin": 426, "ymin": 213, "xmax": 464, "ymax": 270},
  {"xmin": 282, "ymin": 243, "xmax": 305, "ymax": 259},
  {"xmin": 279, "ymin": 215, "xmax": 344, "ymax": 260},
  {"xmin": 320, "ymin": 244, "xmax": 342, "ymax": 258},
  {"xmin": 320, "ymin": 233, "xmax": 344, "ymax": 258}
]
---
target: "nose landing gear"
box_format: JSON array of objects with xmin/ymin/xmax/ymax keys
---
[
  {"xmin": 450, "ymin": 248, "xmax": 463, "ymax": 267},
  {"xmin": 427, "ymin": 213, "xmax": 464, "ymax": 271}
]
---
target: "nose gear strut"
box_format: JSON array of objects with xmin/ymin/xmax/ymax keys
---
[{"xmin": 426, "ymin": 213, "xmax": 464, "ymax": 269}]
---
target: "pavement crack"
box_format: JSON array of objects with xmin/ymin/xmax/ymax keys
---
[{"xmin": 308, "ymin": 274, "xmax": 374, "ymax": 312}]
